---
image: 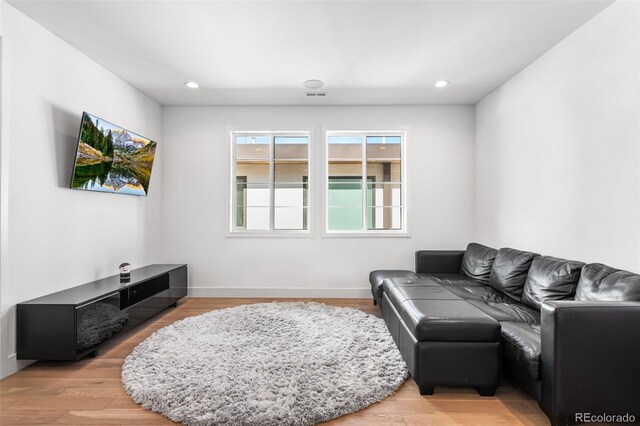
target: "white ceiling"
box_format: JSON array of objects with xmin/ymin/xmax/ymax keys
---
[{"xmin": 9, "ymin": 0, "xmax": 612, "ymax": 106}]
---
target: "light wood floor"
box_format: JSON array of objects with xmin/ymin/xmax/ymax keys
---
[{"xmin": 0, "ymin": 298, "xmax": 550, "ymax": 425}]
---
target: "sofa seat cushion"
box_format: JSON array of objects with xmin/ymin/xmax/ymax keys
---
[
  {"xmin": 500, "ymin": 322, "xmax": 542, "ymax": 380},
  {"xmin": 384, "ymin": 281, "xmax": 460, "ymax": 308},
  {"xmin": 467, "ymin": 300, "xmax": 540, "ymax": 324},
  {"xmin": 521, "ymin": 256, "xmax": 584, "ymax": 310},
  {"xmin": 396, "ymin": 299, "xmax": 501, "ymax": 342},
  {"xmin": 417, "ymin": 273, "xmax": 483, "ymax": 287},
  {"xmin": 460, "ymin": 243, "xmax": 498, "ymax": 284},
  {"xmin": 488, "ymin": 248, "xmax": 540, "ymax": 302},
  {"xmin": 448, "ymin": 285, "xmax": 518, "ymax": 304},
  {"xmin": 382, "ymin": 276, "xmax": 442, "ymax": 291},
  {"xmin": 369, "ymin": 270, "xmax": 417, "ymax": 299},
  {"xmin": 575, "ymin": 263, "xmax": 640, "ymax": 302}
]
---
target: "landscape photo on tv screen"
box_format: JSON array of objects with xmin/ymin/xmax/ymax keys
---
[{"xmin": 71, "ymin": 112, "xmax": 157, "ymax": 196}]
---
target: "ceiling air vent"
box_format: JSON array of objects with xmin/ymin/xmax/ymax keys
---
[{"xmin": 306, "ymin": 92, "xmax": 327, "ymax": 97}]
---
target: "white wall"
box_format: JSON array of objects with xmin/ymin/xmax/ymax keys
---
[
  {"xmin": 0, "ymin": 0, "xmax": 5, "ymax": 383},
  {"xmin": 475, "ymin": 1, "xmax": 640, "ymax": 271},
  {"xmin": 161, "ymin": 106, "xmax": 475, "ymax": 297},
  {"xmin": 0, "ymin": 3, "xmax": 163, "ymax": 378}
]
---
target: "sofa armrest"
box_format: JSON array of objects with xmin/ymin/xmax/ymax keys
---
[
  {"xmin": 415, "ymin": 250, "xmax": 464, "ymax": 274},
  {"xmin": 540, "ymin": 301, "xmax": 640, "ymax": 425}
]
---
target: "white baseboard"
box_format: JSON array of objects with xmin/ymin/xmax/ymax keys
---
[
  {"xmin": 188, "ymin": 287, "xmax": 372, "ymax": 299},
  {"xmin": 2, "ymin": 353, "xmax": 34, "ymax": 380}
]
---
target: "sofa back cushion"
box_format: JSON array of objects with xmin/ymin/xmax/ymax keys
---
[
  {"xmin": 488, "ymin": 248, "xmax": 539, "ymax": 301},
  {"xmin": 521, "ymin": 256, "xmax": 584, "ymax": 310},
  {"xmin": 575, "ymin": 263, "xmax": 640, "ymax": 302},
  {"xmin": 460, "ymin": 243, "xmax": 498, "ymax": 284}
]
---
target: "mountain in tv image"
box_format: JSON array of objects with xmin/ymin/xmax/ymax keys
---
[{"xmin": 71, "ymin": 113, "xmax": 157, "ymax": 196}]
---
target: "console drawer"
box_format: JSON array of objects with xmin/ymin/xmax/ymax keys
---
[{"xmin": 122, "ymin": 288, "xmax": 171, "ymax": 330}]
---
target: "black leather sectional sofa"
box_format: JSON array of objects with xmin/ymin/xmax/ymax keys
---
[{"xmin": 370, "ymin": 243, "xmax": 640, "ymax": 426}]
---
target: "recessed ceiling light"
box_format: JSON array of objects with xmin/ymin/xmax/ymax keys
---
[
  {"xmin": 435, "ymin": 80, "xmax": 449, "ymax": 88},
  {"xmin": 303, "ymin": 79, "xmax": 324, "ymax": 90},
  {"xmin": 184, "ymin": 81, "xmax": 199, "ymax": 89}
]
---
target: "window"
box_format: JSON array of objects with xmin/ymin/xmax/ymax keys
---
[
  {"xmin": 326, "ymin": 132, "xmax": 405, "ymax": 233},
  {"xmin": 231, "ymin": 132, "xmax": 310, "ymax": 233}
]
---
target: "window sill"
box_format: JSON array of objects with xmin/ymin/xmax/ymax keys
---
[
  {"xmin": 322, "ymin": 231, "xmax": 411, "ymax": 238},
  {"xmin": 227, "ymin": 231, "xmax": 314, "ymax": 238}
]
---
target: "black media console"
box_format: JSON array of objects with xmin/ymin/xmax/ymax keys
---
[{"xmin": 17, "ymin": 264, "xmax": 187, "ymax": 361}]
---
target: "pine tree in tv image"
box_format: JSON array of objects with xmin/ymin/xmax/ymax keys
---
[{"xmin": 71, "ymin": 113, "xmax": 157, "ymax": 195}]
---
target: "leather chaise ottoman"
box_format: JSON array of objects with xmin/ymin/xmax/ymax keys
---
[{"xmin": 382, "ymin": 278, "xmax": 501, "ymax": 396}]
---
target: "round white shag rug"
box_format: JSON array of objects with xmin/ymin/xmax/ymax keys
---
[{"xmin": 122, "ymin": 302, "xmax": 408, "ymax": 426}]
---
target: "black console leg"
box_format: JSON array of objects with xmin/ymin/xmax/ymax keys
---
[
  {"xmin": 419, "ymin": 385, "xmax": 435, "ymax": 395},
  {"xmin": 475, "ymin": 386, "xmax": 497, "ymax": 397},
  {"xmin": 373, "ymin": 299, "xmax": 377, "ymax": 306},
  {"xmin": 89, "ymin": 349, "xmax": 99, "ymax": 358},
  {"xmin": 171, "ymin": 302, "xmax": 178, "ymax": 308}
]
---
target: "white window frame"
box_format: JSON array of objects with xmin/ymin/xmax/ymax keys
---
[
  {"xmin": 324, "ymin": 130, "xmax": 408, "ymax": 237},
  {"xmin": 229, "ymin": 130, "xmax": 312, "ymax": 236}
]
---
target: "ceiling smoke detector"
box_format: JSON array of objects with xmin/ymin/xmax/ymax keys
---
[{"xmin": 303, "ymin": 79, "xmax": 324, "ymax": 90}]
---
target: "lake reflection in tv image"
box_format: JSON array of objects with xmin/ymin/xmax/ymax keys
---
[{"xmin": 71, "ymin": 113, "xmax": 157, "ymax": 196}]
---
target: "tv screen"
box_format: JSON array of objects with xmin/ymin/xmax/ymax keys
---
[{"xmin": 70, "ymin": 112, "xmax": 157, "ymax": 196}]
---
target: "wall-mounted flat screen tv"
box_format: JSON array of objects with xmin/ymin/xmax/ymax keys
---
[{"xmin": 70, "ymin": 112, "xmax": 157, "ymax": 196}]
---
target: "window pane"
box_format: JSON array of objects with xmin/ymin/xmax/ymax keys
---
[
  {"xmin": 235, "ymin": 179, "xmax": 270, "ymax": 229},
  {"xmin": 328, "ymin": 177, "xmax": 363, "ymax": 230},
  {"xmin": 366, "ymin": 160, "xmax": 401, "ymax": 185},
  {"xmin": 236, "ymin": 162, "xmax": 270, "ymax": 184},
  {"xmin": 274, "ymin": 184, "xmax": 308, "ymax": 229},
  {"xmin": 328, "ymin": 134, "xmax": 363, "ymax": 223},
  {"xmin": 275, "ymin": 183, "xmax": 307, "ymax": 207},
  {"xmin": 367, "ymin": 183, "xmax": 402, "ymax": 207},
  {"xmin": 235, "ymin": 177, "xmax": 247, "ymax": 228},
  {"xmin": 328, "ymin": 178, "xmax": 362, "ymax": 207},
  {"xmin": 328, "ymin": 208, "xmax": 363, "ymax": 231},
  {"xmin": 367, "ymin": 143, "xmax": 401, "ymax": 160},
  {"xmin": 234, "ymin": 206, "xmax": 246, "ymax": 229},
  {"xmin": 236, "ymin": 136, "xmax": 270, "ymax": 160},
  {"xmin": 275, "ymin": 162, "xmax": 307, "ymax": 183},
  {"xmin": 367, "ymin": 207, "xmax": 402, "ymax": 230},
  {"xmin": 328, "ymin": 135, "xmax": 363, "ymax": 160},
  {"xmin": 275, "ymin": 136, "xmax": 308, "ymax": 160},
  {"xmin": 328, "ymin": 143, "xmax": 362, "ymax": 231},
  {"xmin": 366, "ymin": 136, "xmax": 401, "ymax": 193},
  {"xmin": 236, "ymin": 136, "xmax": 270, "ymax": 145},
  {"xmin": 274, "ymin": 207, "xmax": 308, "ymax": 230},
  {"xmin": 274, "ymin": 137, "xmax": 308, "ymax": 231},
  {"xmin": 366, "ymin": 136, "xmax": 401, "ymax": 145},
  {"xmin": 242, "ymin": 184, "xmax": 270, "ymax": 207},
  {"xmin": 328, "ymin": 162, "xmax": 362, "ymax": 178},
  {"xmin": 235, "ymin": 206, "xmax": 270, "ymax": 230}
]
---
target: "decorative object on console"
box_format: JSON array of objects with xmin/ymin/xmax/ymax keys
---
[
  {"xmin": 119, "ymin": 262, "xmax": 131, "ymax": 283},
  {"xmin": 122, "ymin": 302, "xmax": 408, "ymax": 425}
]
